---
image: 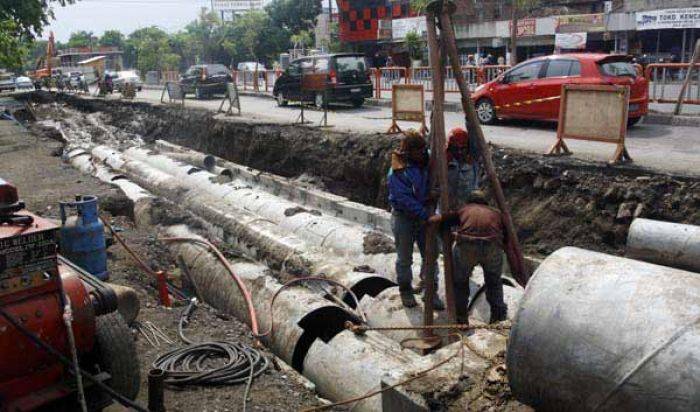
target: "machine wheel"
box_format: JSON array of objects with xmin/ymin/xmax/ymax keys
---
[
  {"xmin": 476, "ymin": 98, "xmax": 497, "ymax": 125},
  {"xmin": 276, "ymin": 91, "xmax": 288, "ymax": 106},
  {"xmin": 351, "ymin": 98, "xmax": 364, "ymax": 108},
  {"xmin": 315, "ymin": 93, "xmax": 328, "ymax": 109},
  {"xmin": 93, "ymin": 313, "xmax": 140, "ymax": 400},
  {"xmin": 627, "ymin": 117, "xmax": 642, "ymax": 127}
]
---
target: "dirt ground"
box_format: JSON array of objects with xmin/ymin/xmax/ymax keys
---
[{"xmin": 0, "ymin": 119, "xmax": 335, "ymax": 411}]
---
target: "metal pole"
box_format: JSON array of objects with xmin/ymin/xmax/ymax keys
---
[
  {"xmin": 674, "ymin": 39, "xmax": 700, "ymax": 115},
  {"xmin": 438, "ymin": 3, "xmax": 529, "ymax": 287}
]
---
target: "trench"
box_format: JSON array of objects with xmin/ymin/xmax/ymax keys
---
[{"xmin": 25, "ymin": 91, "xmax": 700, "ymax": 257}]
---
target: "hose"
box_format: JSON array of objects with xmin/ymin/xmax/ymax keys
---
[
  {"xmin": 152, "ymin": 299, "xmax": 269, "ymax": 412},
  {"xmin": 0, "ymin": 307, "xmax": 149, "ymax": 412}
]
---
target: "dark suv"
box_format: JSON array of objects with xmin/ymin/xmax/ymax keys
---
[
  {"xmin": 273, "ymin": 53, "xmax": 373, "ymax": 108},
  {"xmin": 180, "ymin": 64, "xmax": 232, "ymax": 99}
]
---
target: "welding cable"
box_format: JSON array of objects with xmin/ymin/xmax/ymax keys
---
[
  {"xmin": 100, "ymin": 216, "xmax": 159, "ymax": 278},
  {"xmin": 152, "ymin": 300, "xmax": 269, "ymax": 412},
  {"xmin": 159, "ymin": 236, "xmax": 261, "ymax": 336},
  {"xmin": 0, "ymin": 307, "xmax": 149, "ymax": 412},
  {"xmin": 254, "ymin": 276, "xmax": 367, "ymax": 340}
]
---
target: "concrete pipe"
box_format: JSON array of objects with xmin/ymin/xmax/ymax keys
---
[
  {"xmin": 627, "ymin": 218, "xmax": 700, "ymax": 273},
  {"xmin": 507, "ymin": 247, "xmax": 700, "ymax": 411}
]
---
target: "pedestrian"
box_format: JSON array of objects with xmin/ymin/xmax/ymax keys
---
[
  {"xmin": 388, "ymin": 130, "xmax": 444, "ymax": 309},
  {"xmin": 428, "ymin": 190, "xmax": 508, "ymax": 324},
  {"xmin": 446, "ymin": 127, "xmax": 479, "ymax": 210},
  {"xmin": 497, "ymin": 55, "xmax": 505, "ymax": 66},
  {"xmin": 467, "ymin": 54, "xmax": 476, "ymax": 66}
]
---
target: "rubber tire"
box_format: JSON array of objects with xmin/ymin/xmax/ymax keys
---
[
  {"xmin": 315, "ymin": 93, "xmax": 328, "ymax": 109},
  {"xmin": 276, "ymin": 91, "xmax": 288, "ymax": 107},
  {"xmin": 351, "ymin": 98, "xmax": 364, "ymax": 108},
  {"xmin": 93, "ymin": 312, "xmax": 140, "ymax": 400},
  {"xmin": 476, "ymin": 98, "xmax": 497, "ymax": 125},
  {"xmin": 627, "ymin": 117, "xmax": 642, "ymax": 127}
]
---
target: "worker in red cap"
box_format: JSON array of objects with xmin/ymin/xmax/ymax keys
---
[{"xmin": 446, "ymin": 127, "xmax": 480, "ymax": 210}]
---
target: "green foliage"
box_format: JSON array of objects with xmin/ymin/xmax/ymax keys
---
[
  {"xmin": 290, "ymin": 30, "xmax": 312, "ymax": 51},
  {"xmin": 125, "ymin": 27, "xmax": 174, "ymax": 73},
  {"xmin": 266, "ymin": 0, "xmax": 321, "ymax": 34},
  {"xmin": 0, "ymin": 20, "xmax": 27, "ymax": 70},
  {"xmin": 100, "ymin": 30, "xmax": 124, "ymax": 48},
  {"xmin": 404, "ymin": 30, "xmax": 423, "ymax": 60},
  {"xmin": 512, "ymin": 0, "xmax": 541, "ymax": 17},
  {"xmin": 67, "ymin": 30, "xmax": 95, "ymax": 48},
  {"xmin": 409, "ymin": 0, "xmax": 430, "ymax": 14}
]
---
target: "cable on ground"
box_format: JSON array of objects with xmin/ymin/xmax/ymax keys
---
[{"xmin": 152, "ymin": 299, "xmax": 269, "ymax": 412}]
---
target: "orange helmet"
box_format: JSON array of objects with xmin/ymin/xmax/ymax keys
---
[{"xmin": 448, "ymin": 127, "xmax": 469, "ymax": 147}]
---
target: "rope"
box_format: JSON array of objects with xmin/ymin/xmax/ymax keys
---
[{"xmin": 152, "ymin": 300, "xmax": 269, "ymax": 412}]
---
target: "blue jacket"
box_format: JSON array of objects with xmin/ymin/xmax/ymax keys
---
[{"xmin": 388, "ymin": 163, "xmax": 430, "ymax": 221}]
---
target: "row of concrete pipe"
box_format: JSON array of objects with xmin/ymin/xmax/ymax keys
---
[{"xmin": 65, "ymin": 141, "xmax": 700, "ymax": 411}]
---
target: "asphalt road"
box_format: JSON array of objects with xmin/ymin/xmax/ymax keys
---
[{"xmin": 121, "ymin": 88, "xmax": 700, "ymax": 177}]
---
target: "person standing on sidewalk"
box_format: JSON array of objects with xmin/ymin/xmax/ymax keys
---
[
  {"xmin": 428, "ymin": 190, "xmax": 508, "ymax": 324},
  {"xmin": 388, "ymin": 130, "xmax": 445, "ymax": 310}
]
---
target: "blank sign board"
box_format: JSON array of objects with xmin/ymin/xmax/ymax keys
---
[{"xmin": 388, "ymin": 84, "xmax": 427, "ymax": 134}]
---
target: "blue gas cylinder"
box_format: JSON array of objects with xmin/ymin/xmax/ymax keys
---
[{"xmin": 59, "ymin": 195, "xmax": 109, "ymax": 280}]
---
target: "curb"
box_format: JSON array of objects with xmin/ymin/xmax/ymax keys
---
[{"xmin": 643, "ymin": 112, "xmax": 700, "ymax": 128}]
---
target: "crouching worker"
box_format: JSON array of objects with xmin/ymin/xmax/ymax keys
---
[
  {"xmin": 428, "ymin": 190, "xmax": 507, "ymax": 324},
  {"xmin": 388, "ymin": 130, "xmax": 444, "ymax": 310}
]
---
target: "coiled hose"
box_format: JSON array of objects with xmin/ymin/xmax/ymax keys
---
[{"xmin": 153, "ymin": 300, "xmax": 268, "ymax": 411}]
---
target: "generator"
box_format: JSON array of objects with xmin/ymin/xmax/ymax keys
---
[{"xmin": 0, "ymin": 178, "xmax": 140, "ymax": 411}]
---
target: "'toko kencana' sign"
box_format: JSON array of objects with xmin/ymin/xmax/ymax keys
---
[{"xmin": 636, "ymin": 8, "xmax": 700, "ymax": 30}]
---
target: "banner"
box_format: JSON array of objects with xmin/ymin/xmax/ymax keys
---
[
  {"xmin": 211, "ymin": 0, "xmax": 266, "ymax": 13},
  {"xmin": 556, "ymin": 14, "xmax": 605, "ymax": 33},
  {"xmin": 636, "ymin": 8, "xmax": 700, "ymax": 30},
  {"xmin": 392, "ymin": 17, "xmax": 427, "ymax": 40},
  {"xmin": 555, "ymin": 33, "xmax": 587, "ymax": 50},
  {"xmin": 509, "ymin": 18, "xmax": 537, "ymax": 37}
]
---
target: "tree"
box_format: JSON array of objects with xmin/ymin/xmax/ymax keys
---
[
  {"xmin": 266, "ymin": 0, "xmax": 321, "ymax": 35},
  {"xmin": 126, "ymin": 27, "xmax": 176, "ymax": 74},
  {"xmin": 100, "ymin": 30, "xmax": 124, "ymax": 48},
  {"xmin": 1, "ymin": 0, "xmax": 76, "ymax": 70},
  {"xmin": 67, "ymin": 30, "xmax": 95, "ymax": 48},
  {"xmin": 404, "ymin": 30, "xmax": 423, "ymax": 62},
  {"xmin": 509, "ymin": 0, "xmax": 540, "ymax": 65},
  {"xmin": 290, "ymin": 30, "xmax": 312, "ymax": 54},
  {"xmin": 409, "ymin": 0, "xmax": 430, "ymax": 14}
]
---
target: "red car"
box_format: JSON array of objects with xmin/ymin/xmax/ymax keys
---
[{"xmin": 471, "ymin": 53, "xmax": 648, "ymax": 126}]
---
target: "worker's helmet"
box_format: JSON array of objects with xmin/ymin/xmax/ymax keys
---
[
  {"xmin": 468, "ymin": 190, "xmax": 487, "ymax": 204},
  {"xmin": 448, "ymin": 127, "xmax": 469, "ymax": 147}
]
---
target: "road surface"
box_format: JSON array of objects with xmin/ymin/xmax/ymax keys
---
[{"xmin": 109, "ymin": 88, "xmax": 700, "ymax": 177}]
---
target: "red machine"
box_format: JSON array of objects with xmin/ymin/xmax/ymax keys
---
[{"xmin": 0, "ymin": 178, "xmax": 139, "ymax": 411}]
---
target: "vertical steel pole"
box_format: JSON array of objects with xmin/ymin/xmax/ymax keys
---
[{"xmin": 438, "ymin": 4, "xmax": 529, "ymax": 287}]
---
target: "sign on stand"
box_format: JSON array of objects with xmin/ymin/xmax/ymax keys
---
[
  {"xmin": 218, "ymin": 82, "xmax": 241, "ymax": 116},
  {"xmin": 387, "ymin": 84, "xmax": 427, "ymax": 135},
  {"xmin": 160, "ymin": 82, "xmax": 185, "ymax": 107},
  {"xmin": 547, "ymin": 84, "xmax": 632, "ymax": 164}
]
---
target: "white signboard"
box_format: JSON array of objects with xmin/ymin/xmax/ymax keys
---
[
  {"xmin": 211, "ymin": 0, "xmax": 267, "ymax": 13},
  {"xmin": 555, "ymin": 32, "xmax": 587, "ymax": 50},
  {"xmin": 636, "ymin": 8, "xmax": 700, "ymax": 30},
  {"xmin": 392, "ymin": 17, "xmax": 427, "ymax": 40}
]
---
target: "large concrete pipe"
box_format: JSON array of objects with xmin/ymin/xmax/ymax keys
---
[
  {"xmin": 627, "ymin": 218, "xmax": 700, "ymax": 273},
  {"xmin": 507, "ymin": 247, "xmax": 700, "ymax": 411}
]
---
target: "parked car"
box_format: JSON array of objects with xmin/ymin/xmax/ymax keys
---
[
  {"xmin": 471, "ymin": 53, "xmax": 649, "ymax": 126},
  {"xmin": 273, "ymin": 53, "xmax": 373, "ymax": 108},
  {"xmin": 14, "ymin": 76, "xmax": 33, "ymax": 90},
  {"xmin": 180, "ymin": 64, "xmax": 232, "ymax": 99},
  {"xmin": 0, "ymin": 73, "xmax": 15, "ymax": 92},
  {"xmin": 236, "ymin": 62, "xmax": 266, "ymax": 72},
  {"xmin": 113, "ymin": 70, "xmax": 143, "ymax": 91}
]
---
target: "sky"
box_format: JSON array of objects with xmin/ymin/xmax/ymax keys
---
[{"xmin": 46, "ymin": 0, "xmax": 213, "ymax": 42}]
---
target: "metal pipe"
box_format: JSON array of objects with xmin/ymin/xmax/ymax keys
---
[
  {"xmin": 507, "ymin": 247, "xmax": 700, "ymax": 411},
  {"xmin": 147, "ymin": 369, "xmax": 166, "ymax": 412},
  {"xmin": 626, "ymin": 218, "xmax": 700, "ymax": 273}
]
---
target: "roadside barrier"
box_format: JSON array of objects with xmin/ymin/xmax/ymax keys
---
[{"xmin": 645, "ymin": 63, "xmax": 700, "ymax": 105}]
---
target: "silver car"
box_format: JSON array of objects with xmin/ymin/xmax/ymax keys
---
[{"xmin": 113, "ymin": 70, "xmax": 143, "ymax": 91}]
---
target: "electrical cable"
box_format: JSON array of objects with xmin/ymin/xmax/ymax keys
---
[
  {"xmin": 152, "ymin": 299, "xmax": 269, "ymax": 412},
  {"xmin": 0, "ymin": 307, "xmax": 149, "ymax": 412}
]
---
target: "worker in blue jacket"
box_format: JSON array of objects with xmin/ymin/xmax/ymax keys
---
[{"xmin": 388, "ymin": 130, "xmax": 444, "ymax": 310}]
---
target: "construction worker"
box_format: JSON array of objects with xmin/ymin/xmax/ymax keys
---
[
  {"xmin": 388, "ymin": 130, "xmax": 444, "ymax": 310},
  {"xmin": 428, "ymin": 190, "xmax": 507, "ymax": 324},
  {"xmin": 446, "ymin": 127, "xmax": 479, "ymax": 210}
]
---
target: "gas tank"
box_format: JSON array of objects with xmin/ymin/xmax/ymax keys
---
[{"xmin": 59, "ymin": 195, "xmax": 109, "ymax": 280}]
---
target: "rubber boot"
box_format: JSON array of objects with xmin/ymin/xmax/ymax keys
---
[
  {"xmin": 400, "ymin": 286, "xmax": 417, "ymax": 308},
  {"xmin": 489, "ymin": 305, "xmax": 508, "ymax": 324}
]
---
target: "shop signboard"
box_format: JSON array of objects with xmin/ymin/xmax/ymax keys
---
[
  {"xmin": 392, "ymin": 17, "xmax": 427, "ymax": 40},
  {"xmin": 556, "ymin": 14, "xmax": 605, "ymax": 33},
  {"xmin": 636, "ymin": 8, "xmax": 700, "ymax": 30},
  {"xmin": 509, "ymin": 18, "xmax": 537, "ymax": 37},
  {"xmin": 555, "ymin": 32, "xmax": 587, "ymax": 50}
]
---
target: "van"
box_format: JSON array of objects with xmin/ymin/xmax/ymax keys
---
[{"xmin": 273, "ymin": 53, "xmax": 373, "ymax": 108}]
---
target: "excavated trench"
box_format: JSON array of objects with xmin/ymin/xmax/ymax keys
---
[{"xmin": 26, "ymin": 92, "xmax": 700, "ymax": 257}]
